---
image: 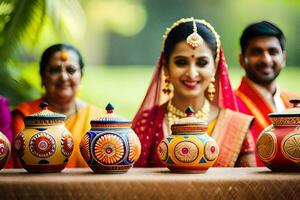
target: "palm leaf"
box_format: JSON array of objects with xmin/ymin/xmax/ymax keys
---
[
  {"xmin": 0, "ymin": 1, "xmax": 46, "ymax": 103},
  {"xmin": 0, "ymin": 64, "xmax": 39, "ymax": 105},
  {"xmin": 0, "ymin": 0, "xmax": 46, "ymax": 63}
]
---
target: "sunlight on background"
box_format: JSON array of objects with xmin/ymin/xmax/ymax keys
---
[
  {"xmin": 0, "ymin": 2, "xmax": 12, "ymax": 31},
  {"xmin": 49, "ymin": 0, "xmax": 87, "ymax": 40},
  {"xmin": 86, "ymin": 0, "xmax": 147, "ymax": 36}
]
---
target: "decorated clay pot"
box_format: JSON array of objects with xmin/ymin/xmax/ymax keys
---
[
  {"xmin": 257, "ymin": 99, "xmax": 300, "ymax": 171},
  {"xmin": 0, "ymin": 131, "xmax": 10, "ymax": 170},
  {"xmin": 14, "ymin": 102, "xmax": 74, "ymax": 173},
  {"xmin": 157, "ymin": 107, "xmax": 219, "ymax": 172},
  {"xmin": 80, "ymin": 103, "xmax": 141, "ymax": 173}
]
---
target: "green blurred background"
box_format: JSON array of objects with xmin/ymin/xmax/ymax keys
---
[{"xmin": 0, "ymin": 0, "xmax": 299, "ymax": 119}]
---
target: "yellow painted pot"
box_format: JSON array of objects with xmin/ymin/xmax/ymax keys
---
[
  {"xmin": 14, "ymin": 102, "xmax": 73, "ymax": 173},
  {"xmin": 157, "ymin": 107, "xmax": 219, "ymax": 172}
]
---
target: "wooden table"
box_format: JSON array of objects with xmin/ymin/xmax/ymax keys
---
[{"xmin": 0, "ymin": 167, "xmax": 299, "ymax": 200}]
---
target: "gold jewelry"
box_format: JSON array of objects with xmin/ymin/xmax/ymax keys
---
[
  {"xmin": 162, "ymin": 17, "xmax": 221, "ymax": 64},
  {"xmin": 205, "ymin": 76, "xmax": 216, "ymax": 102},
  {"xmin": 66, "ymin": 102, "xmax": 78, "ymax": 120},
  {"xmin": 162, "ymin": 70, "xmax": 172, "ymax": 95},
  {"xmin": 186, "ymin": 18, "xmax": 203, "ymax": 48},
  {"xmin": 162, "ymin": 77, "xmax": 171, "ymax": 94},
  {"xmin": 166, "ymin": 98, "xmax": 210, "ymax": 128},
  {"xmin": 45, "ymin": 98, "xmax": 78, "ymax": 120}
]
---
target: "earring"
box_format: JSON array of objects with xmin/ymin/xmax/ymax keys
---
[
  {"xmin": 206, "ymin": 76, "xmax": 215, "ymax": 101},
  {"xmin": 162, "ymin": 77, "xmax": 171, "ymax": 94}
]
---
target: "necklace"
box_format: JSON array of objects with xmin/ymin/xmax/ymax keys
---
[
  {"xmin": 166, "ymin": 98, "xmax": 210, "ymax": 128},
  {"xmin": 45, "ymin": 97, "xmax": 78, "ymax": 120},
  {"xmin": 65, "ymin": 101, "xmax": 78, "ymax": 120}
]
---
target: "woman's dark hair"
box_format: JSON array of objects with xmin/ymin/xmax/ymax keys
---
[
  {"xmin": 240, "ymin": 21, "xmax": 285, "ymax": 54},
  {"xmin": 163, "ymin": 21, "xmax": 217, "ymax": 64},
  {"xmin": 39, "ymin": 44, "xmax": 84, "ymax": 77}
]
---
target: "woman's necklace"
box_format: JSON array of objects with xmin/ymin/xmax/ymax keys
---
[
  {"xmin": 45, "ymin": 97, "xmax": 78, "ymax": 120},
  {"xmin": 65, "ymin": 101, "xmax": 78, "ymax": 120},
  {"xmin": 166, "ymin": 98, "xmax": 210, "ymax": 128}
]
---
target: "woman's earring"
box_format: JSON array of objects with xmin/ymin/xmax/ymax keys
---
[
  {"xmin": 162, "ymin": 77, "xmax": 171, "ymax": 94},
  {"xmin": 206, "ymin": 76, "xmax": 215, "ymax": 101}
]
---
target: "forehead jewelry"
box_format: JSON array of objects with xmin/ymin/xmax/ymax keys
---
[
  {"xmin": 162, "ymin": 17, "xmax": 221, "ymax": 64},
  {"xmin": 186, "ymin": 19, "xmax": 203, "ymax": 48},
  {"xmin": 60, "ymin": 51, "xmax": 68, "ymax": 61}
]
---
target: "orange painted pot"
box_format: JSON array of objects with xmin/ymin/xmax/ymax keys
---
[
  {"xmin": 157, "ymin": 107, "xmax": 219, "ymax": 173},
  {"xmin": 257, "ymin": 99, "xmax": 300, "ymax": 171},
  {"xmin": 80, "ymin": 103, "xmax": 141, "ymax": 173}
]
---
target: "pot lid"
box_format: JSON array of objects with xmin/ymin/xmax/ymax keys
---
[
  {"xmin": 24, "ymin": 102, "xmax": 65, "ymax": 125},
  {"xmin": 269, "ymin": 99, "xmax": 300, "ymax": 118},
  {"xmin": 171, "ymin": 107, "xmax": 208, "ymax": 134},
  {"xmin": 90, "ymin": 103, "xmax": 131, "ymax": 127}
]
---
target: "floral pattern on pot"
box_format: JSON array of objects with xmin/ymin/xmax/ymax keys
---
[
  {"xmin": 0, "ymin": 131, "xmax": 10, "ymax": 170},
  {"xmin": 281, "ymin": 133, "xmax": 300, "ymax": 162},
  {"xmin": 0, "ymin": 139, "xmax": 8, "ymax": 160},
  {"xmin": 14, "ymin": 132, "xmax": 25, "ymax": 157},
  {"xmin": 157, "ymin": 141, "xmax": 168, "ymax": 161},
  {"xmin": 80, "ymin": 134, "xmax": 90, "ymax": 162},
  {"xmin": 174, "ymin": 141, "xmax": 199, "ymax": 163},
  {"xmin": 29, "ymin": 132, "xmax": 56, "ymax": 158},
  {"xmin": 204, "ymin": 141, "xmax": 219, "ymax": 161},
  {"xmin": 61, "ymin": 131, "xmax": 74, "ymax": 157},
  {"xmin": 128, "ymin": 132, "xmax": 141, "ymax": 162},
  {"xmin": 93, "ymin": 133, "xmax": 125, "ymax": 165},
  {"xmin": 257, "ymin": 130, "xmax": 277, "ymax": 162}
]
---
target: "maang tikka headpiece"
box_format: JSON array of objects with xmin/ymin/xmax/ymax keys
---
[
  {"xmin": 186, "ymin": 19, "xmax": 203, "ymax": 48},
  {"xmin": 162, "ymin": 17, "xmax": 221, "ymax": 64}
]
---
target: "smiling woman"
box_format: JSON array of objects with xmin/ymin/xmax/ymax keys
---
[
  {"xmin": 11, "ymin": 44, "xmax": 104, "ymax": 168},
  {"xmin": 132, "ymin": 18, "xmax": 257, "ymax": 168}
]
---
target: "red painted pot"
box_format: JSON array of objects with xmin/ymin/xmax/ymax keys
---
[{"xmin": 257, "ymin": 99, "xmax": 300, "ymax": 171}]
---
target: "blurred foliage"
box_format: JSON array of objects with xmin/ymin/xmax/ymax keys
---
[
  {"xmin": 0, "ymin": 0, "xmax": 46, "ymax": 104},
  {"xmin": 79, "ymin": 0, "xmax": 147, "ymax": 64},
  {"xmin": 0, "ymin": 1, "xmax": 45, "ymax": 62},
  {"xmin": 85, "ymin": 0, "xmax": 146, "ymax": 36}
]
